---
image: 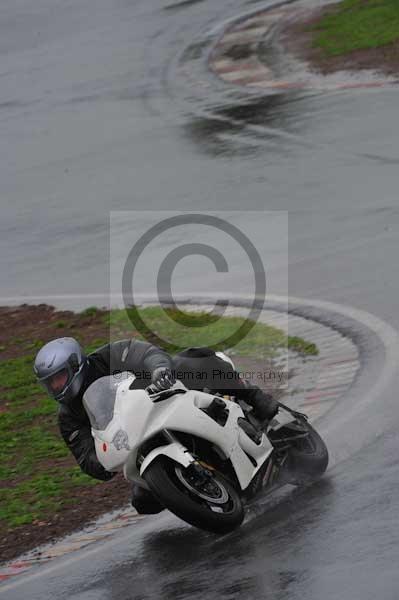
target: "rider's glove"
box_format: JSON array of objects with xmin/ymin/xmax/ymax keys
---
[{"xmin": 151, "ymin": 367, "xmax": 176, "ymax": 392}]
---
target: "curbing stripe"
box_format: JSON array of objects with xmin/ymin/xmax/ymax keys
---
[{"xmin": 209, "ymin": 1, "xmax": 399, "ymax": 92}]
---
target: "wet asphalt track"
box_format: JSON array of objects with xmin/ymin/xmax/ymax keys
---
[{"xmin": 1, "ymin": 0, "xmax": 399, "ymax": 598}]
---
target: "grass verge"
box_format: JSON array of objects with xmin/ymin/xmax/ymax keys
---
[
  {"xmin": 107, "ymin": 306, "xmax": 318, "ymax": 356},
  {"xmin": 306, "ymin": 0, "xmax": 399, "ymax": 56}
]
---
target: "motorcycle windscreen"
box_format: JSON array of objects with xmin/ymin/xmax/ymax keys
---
[{"xmin": 83, "ymin": 375, "xmax": 120, "ymax": 431}]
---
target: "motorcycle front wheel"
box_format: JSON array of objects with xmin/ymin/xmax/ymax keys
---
[{"xmin": 144, "ymin": 456, "xmax": 244, "ymax": 534}]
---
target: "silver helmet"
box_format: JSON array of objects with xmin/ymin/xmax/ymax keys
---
[{"xmin": 34, "ymin": 337, "xmax": 88, "ymax": 402}]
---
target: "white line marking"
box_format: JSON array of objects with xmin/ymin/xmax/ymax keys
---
[{"xmin": 222, "ymin": 68, "xmax": 269, "ymax": 82}]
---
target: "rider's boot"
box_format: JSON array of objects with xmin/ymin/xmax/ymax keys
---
[{"xmin": 131, "ymin": 483, "xmax": 165, "ymax": 514}]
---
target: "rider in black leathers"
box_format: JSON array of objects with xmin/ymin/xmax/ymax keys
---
[{"xmin": 34, "ymin": 338, "xmax": 278, "ymax": 514}]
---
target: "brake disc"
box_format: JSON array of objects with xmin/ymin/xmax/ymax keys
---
[{"xmin": 174, "ymin": 465, "xmax": 229, "ymax": 504}]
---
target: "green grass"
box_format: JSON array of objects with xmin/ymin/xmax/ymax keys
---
[
  {"xmin": 107, "ymin": 306, "xmax": 318, "ymax": 357},
  {"xmin": 82, "ymin": 306, "xmax": 99, "ymax": 317},
  {"xmin": 0, "ymin": 470, "xmax": 98, "ymax": 527},
  {"xmin": 306, "ymin": 0, "xmax": 399, "ymax": 56},
  {"xmin": 0, "ymin": 305, "xmax": 317, "ymax": 531}
]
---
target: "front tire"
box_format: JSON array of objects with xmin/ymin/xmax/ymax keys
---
[{"xmin": 144, "ymin": 456, "xmax": 244, "ymax": 534}]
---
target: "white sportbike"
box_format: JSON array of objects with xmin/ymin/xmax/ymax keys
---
[{"xmin": 83, "ymin": 368, "xmax": 328, "ymax": 534}]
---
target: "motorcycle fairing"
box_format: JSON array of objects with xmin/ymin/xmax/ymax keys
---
[{"xmin": 88, "ymin": 375, "xmax": 274, "ymax": 490}]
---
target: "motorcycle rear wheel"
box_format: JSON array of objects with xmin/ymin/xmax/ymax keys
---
[
  {"xmin": 144, "ymin": 456, "xmax": 244, "ymax": 534},
  {"xmin": 285, "ymin": 420, "xmax": 329, "ymax": 484}
]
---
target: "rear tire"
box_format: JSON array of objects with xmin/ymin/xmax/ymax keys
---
[
  {"xmin": 144, "ymin": 456, "xmax": 244, "ymax": 534},
  {"xmin": 286, "ymin": 421, "xmax": 329, "ymax": 485}
]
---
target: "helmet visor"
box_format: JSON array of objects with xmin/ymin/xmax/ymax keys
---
[{"xmin": 41, "ymin": 368, "xmax": 71, "ymax": 398}]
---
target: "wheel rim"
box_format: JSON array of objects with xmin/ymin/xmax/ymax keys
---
[{"xmin": 174, "ymin": 465, "xmax": 230, "ymax": 505}]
